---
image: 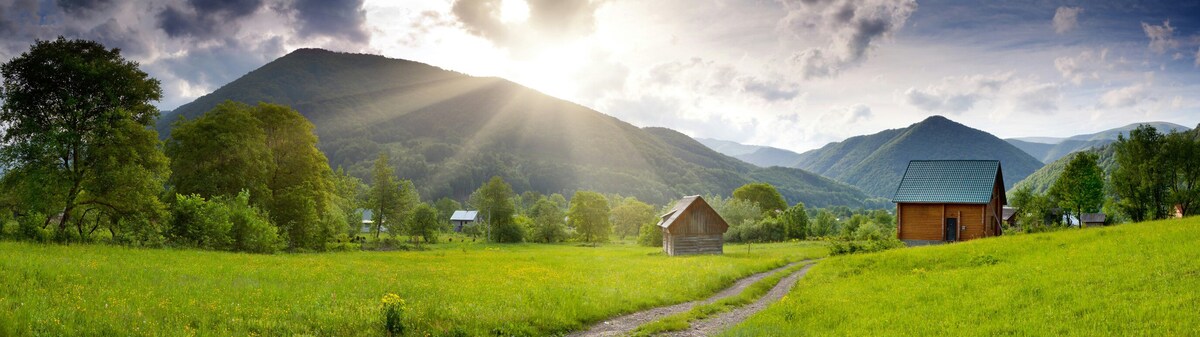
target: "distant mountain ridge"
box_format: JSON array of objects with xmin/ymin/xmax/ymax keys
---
[
  {"xmin": 695, "ymin": 138, "xmax": 804, "ymax": 168},
  {"xmin": 791, "ymin": 116, "xmax": 1046, "ymax": 198},
  {"xmin": 1005, "ymin": 122, "xmax": 1190, "ymax": 163},
  {"xmin": 156, "ymin": 49, "xmax": 881, "ymax": 208}
]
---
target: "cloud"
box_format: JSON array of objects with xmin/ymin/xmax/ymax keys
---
[
  {"xmin": 1052, "ymin": 6, "xmax": 1082, "ymax": 34},
  {"xmin": 1195, "ymin": 47, "xmax": 1200, "ymax": 67},
  {"xmin": 450, "ymin": 0, "xmax": 606, "ymax": 53},
  {"xmin": 778, "ymin": 0, "xmax": 917, "ymax": 79},
  {"xmin": 904, "ymin": 72, "xmax": 1060, "ymax": 114},
  {"xmin": 292, "ymin": 0, "xmax": 370, "ymax": 43},
  {"xmin": 1099, "ymin": 83, "xmax": 1148, "ymax": 108},
  {"xmin": 1141, "ymin": 20, "xmax": 1178, "ymax": 54},
  {"xmin": 157, "ymin": 0, "xmax": 264, "ymax": 39},
  {"xmin": 1054, "ymin": 48, "xmax": 1108, "ymax": 85},
  {"xmin": 831, "ymin": 104, "xmax": 872, "ymax": 123}
]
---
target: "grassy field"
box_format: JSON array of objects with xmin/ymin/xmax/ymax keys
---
[
  {"xmin": 722, "ymin": 217, "xmax": 1200, "ymax": 336},
  {"xmin": 0, "ymin": 240, "xmax": 826, "ymax": 336}
]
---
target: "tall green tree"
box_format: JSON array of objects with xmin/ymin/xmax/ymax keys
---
[
  {"xmin": 529, "ymin": 197, "xmax": 567, "ymax": 243},
  {"xmin": 1164, "ymin": 130, "xmax": 1200, "ymax": 216},
  {"xmin": 331, "ymin": 167, "xmax": 366, "ymax": 235},
  {"xmin": 0, "ymin": 37, "xmax": 164, "ymax": 237},
  {"xmin": 406, "ymin": 203, "xmax": 440, "ymax": 247},
  {"xmin": 780, "ymin": 202, "xmax": 809, "ymax": 240},
  {"xmin": 811, "ymin": 210, "xmax": 837, "ymax": 237},
  {"xmin": 568, "ymin": 191, "xmax": 611, "ymax": 244},
  {"xmin": 369, "ymin": 152, "xmax": 401, "ymax": 239},
  {"xmin": 433, "ymin": 197, "xmax": 462, "ymax": 223},
  {"xmin": 167, "ymin": 102, "xmax": 272, "ymax": 202},
  {"xmin": 732, "ymin": 182, "xmax": 787, "ymax": 214},
  {"xmin": 610, "ymin": 197, "xmax": 656, "ymax": 239},
  {"xmin": 255, "ymin": 103, "xmax": 335, "ymax": 250},
  {"xmin": 1049, "ymin": 152, "xmax": 1105, "ymax": 227},
  {"xmin": 475, "ymin": 176, "xmax": 519, "ymax": 243},
  {"xmin": 1113, "ymin": 125, "xmax": 1169, "ymax": 221}
]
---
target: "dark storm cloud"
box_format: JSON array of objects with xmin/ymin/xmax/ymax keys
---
[
  {"xmin": 158, "ymin": 36, "xmax": 285, "ymax": 90},
  {"xmin": 779, "ymin": 0, "xmax": 917, "ymax": 79},
  {"xmin": 157, "ymin": 0, "xmax": 263, "ymax": 39},
  {"xmin": 55, "ymin": 0, "xmax": 113, "ymax": 14},
  {"xmin": 292, "ymin": 0, "xmax": 369, "ymax": 43}
]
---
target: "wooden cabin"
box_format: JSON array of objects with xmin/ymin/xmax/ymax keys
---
[
  {"xmin": 893, "ymin": 160, "xmax": 1006, "ymax": 246},
  {"xmin": 657, "ymin": 195, "xmax": 729, "ymax": 256},
  {"xmin": 1080, "ymin": 213, "xmax": 1106, "ymax": 227}
]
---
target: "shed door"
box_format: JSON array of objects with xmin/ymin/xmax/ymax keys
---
[{"xmin": 944, "ymin": 218, "xmax": 958, "ymax": 242}]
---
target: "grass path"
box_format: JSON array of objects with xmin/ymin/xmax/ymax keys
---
[{"xmin": 661, "ymin": 263, "xmax": 814, "ymax": 337}]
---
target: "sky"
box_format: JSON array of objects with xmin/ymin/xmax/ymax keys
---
[{"xmin": 1, "ymin": 0, "xmax": 1199, "ymax": 153}]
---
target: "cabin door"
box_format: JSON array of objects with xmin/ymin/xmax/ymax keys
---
[{"xmin": 944, "ymin": 218, "xmax": 958, "ymax": 242}]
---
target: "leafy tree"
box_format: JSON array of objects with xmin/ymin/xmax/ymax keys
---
[
  {"xmin": 368, "ymin": 152, "xmax": 401, "ymax": 238},
  {"xmin": 255, "ymin": 103, "xmax": 335, "ymax": 250},
  {"xmin": 1112, "ymin": 125, "xmax": 1169, "ymax": 221},
  {"xmin": 1049, "ymin": 152, "xmax": 1104, "ymax": 227},
  {"xmin": 168, "ymin": 194, "xmax": 233, "ymax": 250},
  {"xmin": 529, "ymin": 197, "xmax": 567, "ymax": 243},
  {"xmin": 780, "ymin": 203, "xmax": 809, "ymax": 240},
  {"xmin": 167, "ymin": 102, "xmax": 272, "ymax": 203},
  {"xmin": 406, "ymin": 203, "xmax": 440, "ymax": 247},
  {"xmin": 225, "ymin": 191, "xmax": 282, "ymax": 253},
  {"xmin": 396, "ymin": 179, "xmax": 421, "ymax": 234},
  {"xmin": 0, "ymin": 37, "xmax": 164, "ymax": 237},
  {"xmin": 715, "ymin": 197, "xmax": 763, "ymax": 231},
  {"xmin": 637, "ymin": 223, "xmax": 663, "ymax": 247},
  {"xmin": 1164, "ymin": 130, "xmax": 1200, "ymax": 216},
  {"xmin": 549, "ymin": 193, "xmax": 569, "ymax": 210},
  {"xmin": 732, "ymin": 182, "xmax": 787, "ymax": 214},
  {"xmin": 568, "ymin": 191, "xmax": 611, "ymax": 244},
  {"xmin": 476, "ymin": 176, "xmax": 520, "ymax": 243},
  {"xmin": 1011, "ymin": 186, "xmax": 1060, "ymax": 231},
  {"xmin": 331, "ymin": 167, "xmax": 366, "ymax": 235},
  {"xmin": 434, "ymin": 197, "xmax": 462, "ymax": 224},
  {"xmin": 610, "ymin": 197, "xmax": 657, "ymax": 239},
  {"xmin": 811, "ymin": 210, "xmax": 837, "ymax": 237}
]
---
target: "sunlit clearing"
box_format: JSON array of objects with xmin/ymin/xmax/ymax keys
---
[{"xmin": 499, "ymin": 0, "xmax": 530, "ymax": 23}]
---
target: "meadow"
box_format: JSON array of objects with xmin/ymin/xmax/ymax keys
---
[
  {"xmin": 722, "ymin": 217, "xmax": 1200, "ymax": 336},
  {"xmin": 0, "ymin": 239, "xmax": 826, "ymax": 336}
]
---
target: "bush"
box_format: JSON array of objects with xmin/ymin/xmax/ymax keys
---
[
  {"xmin": 637, "ymin": 223, "xmax": 662, "ymax": 247},
  {"xmin": 828, "ymin": 237, "xmax": 906, "ymax": 255},
  {"xmin": 17, "ymin": 213, "xmax": 50, "ymax": 242},
  {"xmin": 169, "ymin": 194, "xmax": 233, "ymax": 250},
  {"xmin": 226, "ymin": 192, "xmax": 281, "ymax": 253}
]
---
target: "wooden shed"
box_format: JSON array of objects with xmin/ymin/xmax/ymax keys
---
[
  {"xmin": 893, "ymin": 160, "xmax": 1006, "ymax": 246},
  {"xmin": 1080, "ymin": 213, "xmax": 1106, "ymax": 227},
  {"xmin": 657, "ymin": 195, "xmax": 729, "ymax": 256}
]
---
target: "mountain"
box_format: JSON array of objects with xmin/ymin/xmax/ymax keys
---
[
  {"xmin": 792, "ymin": 115, "xmax": 1046, "ymax": 198},
  {"xmin": 1006, "ymin": 122, "xmax": 1190, "ymax": 163},
  {"xmin": 157, "ymin": 49, "xmax": 880, "ymax": 208},
  {"xmin": 695, "ymin": 138, "xmax": 804, "ymax": 168},
  {"xmin": 1009, "ymin": 144, "xmax": 1117, "ymax": 195}
]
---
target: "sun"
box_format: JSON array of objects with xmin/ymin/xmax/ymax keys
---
[{"xmin": 499, "ymin": 0, "xmax": 530, "ymax": 23}]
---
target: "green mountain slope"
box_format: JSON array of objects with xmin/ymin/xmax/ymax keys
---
[
  {"xmin": 1006, "ymin": 122, "xmax": 1190, "ymax": 163},
  {"xmin": 696, "ymin": 138, "xmax": 804, "ymax": 168},
  {"xmin": 157, "ymin": 49, "xmax": 874, "ymax": 207},
  {"xmin": 1009, "ymin": 144, "xmax": 1116, "ymax": 194},
  {"xmin": 724, "ymin": 217, "xmax": 1200, "ymax": 336},
  {"xmin": 793, "ymin": 116, "xmax": 1045, "ymax": 197}
]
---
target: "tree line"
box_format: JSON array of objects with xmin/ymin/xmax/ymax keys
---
[{"xmin": 1009, "ymin": 124, "xmax": 1200, "ymax": 231}]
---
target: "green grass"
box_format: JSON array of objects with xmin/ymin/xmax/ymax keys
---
[
  {"xmin": 0, "ymin": 240, "xmax": 826, "ymax": 336},
  {"xmin": 630, "ymin": 261, "xmax": 813, "ymax": 336},
  {"xmin": 722, "ymin": 217, "xmax": 1200, "ymax": 336}
]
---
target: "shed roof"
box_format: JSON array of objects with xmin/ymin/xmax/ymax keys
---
[
  {"xmin": 1002, "ymin": 206, "xmax": 1016, "ymax": 221},
  {"xmin": 450, "ymin": 210, "xmax": 479, "ymax": 221},
  {"xmin": 1080, "ymin": 213, "xmax": 1106, "ymax": 223},
  {"xmin": 893, "ymin": 160, "xmax": 1005, "ymax": 204},
  {"xmin": 657, "ymin": 196, "xmax": 700, "ymax": 228}
]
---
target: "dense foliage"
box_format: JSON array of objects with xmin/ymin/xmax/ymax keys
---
[
  {"xmin": 568, "ymin": 191, "xmax": 611, "ymax": 244},
  {"xmin": 1048, "ymin": 152, "xmax": 1104, "ymax": 224},
  {"xmin": 731, "ymin": 182, "xmax": 787, "ymax": 213},
  {"xmin": 1112, "ymin": 125, "xmax": 1200, "ymax": 221}
]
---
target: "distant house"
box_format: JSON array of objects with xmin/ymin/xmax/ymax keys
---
[
  {"xmin": 1001, "ymin": 206, "xmax": 1017, "ymax": 226},
  {"xmin": 657, "ymin": 195, "xmax": 729, "ymax": 256},
  {"xmin": 1080, "ymin": 213, "xmax": 1106, "ymax": 227},
  {"xmin": 893, "ymin": 160, "xmax": 1006, "ymax": 246},
  {"xmin": 450, "ymin": 210, "xmax": 480, "ymax": 232}
]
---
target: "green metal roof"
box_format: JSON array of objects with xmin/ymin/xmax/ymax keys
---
[{"xmin": 892, "ymin": 160, "xmax": 1002, "ymax": 204}]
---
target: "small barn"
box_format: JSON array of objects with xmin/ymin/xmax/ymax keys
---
[
  {"xmin": 1080, "ymin": 213, "xmax": 1106, "ymax": 227},
  {"xmin": 893, "ymin": 160, "xmax": 1006, "ymax": 246},
  {"xmin": 657, "ymin": 195, "xmax": 729, "ymax": 256},
  {"xmin": 1001, "ymin": 206, "xmax": 1017, "ymax": 227},
  {"xmin": 450, "ymin": 210, "xmax": 479, "ymax": 232}
]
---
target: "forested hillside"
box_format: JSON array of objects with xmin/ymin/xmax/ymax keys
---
[
  {"xmin": 695, "ymin": 138, "xmax": 803, "ymax": 168},
  {"xmin": 793, "ymin": 116, "xmax": 1045, "ymax": 197},
  {"xmin": 157, "ymin": 49, "xmax": 876, "ymax": 207},
  {"xmin": 1005, "ymin": 122, "xmax": 1189, "ymax": 163}
]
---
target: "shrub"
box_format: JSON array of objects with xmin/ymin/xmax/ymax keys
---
[
  {"xmin": 828, "ymin": 237, "xmax": 905, "ymax": 255},
  {"xmin": 226, "ymin": 192, "xmax": 281, "ymax": 253},
  {"xmin": 637, "ymin": 223, "xmax": 662, "ymax": 247},
  {"xmin": 17, "ymin": 213, "xmax": 49, "ymax": 242},
  {"xmin": 168, "ymin": 194, "xmax": 233, "ymax": 250}
]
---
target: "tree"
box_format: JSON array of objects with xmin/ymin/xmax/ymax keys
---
[
  {"xmin": 732, "ymin": 182, "xmax": 787, "ymax": 214},
  {"xmin": 0, "ymin": 37, "xmax": 164, "ymax": 238},
  {"xmin": 715, "ymin": 197, "xmax": 763, "ymax": 231},
  {"xmin": 780, "ymin": 202, "xmax": 809, "ymax": 240},
  {"xmin": 331, "ymin": 167, "xmax": 366, "ymax": 235},
  {"xmin": 1049, "ymin": 152, "xmax": 1105, "ymax": 227},
  {"xmin": 637, "ymin": 223, "xmax": 663, "ymax": 247},
  {"xmin": 434, "ymin": 197, "xmax": 462, "ymax": 224},
  {"xmin": 167, "ymin": 101, "xmax": 271, "ymax": 202},
  {"xmin": 406, "ymin": 203, "xmax": 440, "ymax": 247},
  {"xmin": 610, "ymin": 197, "xmax": 657, "ymax": 239},
  {"xmin": 568, "ymin": 191, "xmax": 611, "ymax": 244},
  {"xmin": 369, "ymin": 152, "xmax": 401, "ymax": 239},
  {"xmin": 476, "ymin": 176, "xmax": 519, "ymax": 243},
  {"xmin": 811, "ymin": 210, "xmax": 837, "ymax": 237},
  {"xmin": 254, "ymin": 103, "xmax": 335, "ymax": 250},
  {"xmin": 1112, "ymin": 125, "xmax": 1169, "ymax": 221},
  {"xmin": 1164, "ymin": 130, "xmax": 1200, "ymax": 217},
  {"xmin": 529, "ymin": 197, "xmax": 567, "ymax": 243}
]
